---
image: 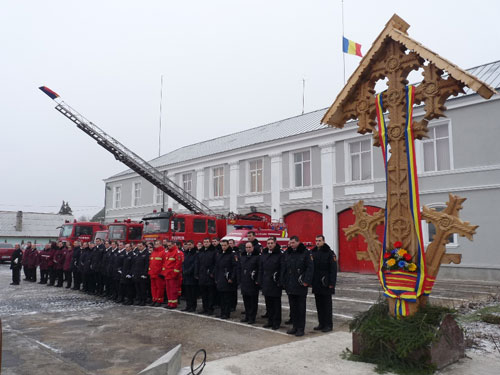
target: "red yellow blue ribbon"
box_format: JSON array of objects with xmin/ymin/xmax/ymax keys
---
[{"xmin": 375, "ymin": 86, "xmax": 428, "ymax": 317}]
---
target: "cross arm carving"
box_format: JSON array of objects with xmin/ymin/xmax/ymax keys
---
[
  {"xmin": 421, "ymin": 193, "xmax": 478, "ymax": 278},
  {"xmin": 344, "ymin": 200, "xmax": 385, "ymax": 269}
]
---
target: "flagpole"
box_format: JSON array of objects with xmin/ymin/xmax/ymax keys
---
[
  {"xmin": 302, "ymin": 78, "xmax": 305, "ymax": 115},
  {"xmin": 342, "ymin": 0, "xmax": 346, "ymax": 85},
  {"xmin": 158, "ymin": 75, "xmax": 164, "ymax": 157}
]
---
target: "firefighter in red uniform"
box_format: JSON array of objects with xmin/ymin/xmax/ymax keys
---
[
  {"xmin": 162, "ymin": 240, "xmax": 184, "ymax": 309},
  {"xmin": 148, "ymin": 240, "xmax": 166, "ymax": 306}
]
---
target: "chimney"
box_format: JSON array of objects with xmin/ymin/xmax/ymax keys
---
[{"xmin": 15, "ymin": 211, "xmax": 23, "ymax": 231}]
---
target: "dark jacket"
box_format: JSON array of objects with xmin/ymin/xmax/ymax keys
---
[
  {"xmin": 215, "ymin": 250, "xmax": 238, "ymax": 292},
  {"xmin": 131, "ymin": 249, "xmax": 149, "ymax": 279},
  {"xmin": 53, "ymin": 248, "xmax": 65, "ymax": 270},
  {"xmin": 63, "ymin": 248, "xmax": 73, "ymax": 271},
  {"xmin": 71, "ymin": 246, "xmax": 81, "ymax": 272},
  {"xmin": 195, "ymin": 245, "xmax": 216, "ymax": 286},
  {"xmin": 281, "ymin": 243, "xmax": 314, "ymax": 296},
  {"xmin": 182, "ymin": 249, "xmax": 198, "ymax": 286},
  {"xmin": 121, "ymin": 250, "xmax": 134, "ymax": 283},
  {"xmin": 79, "ymin": 247, "xmax": 90, "ymax": 272},
  {"xmin": 26, "ymin": 248, "xmax": 38, "ymax": 268},
  {"xmin": 113, "ymin": 249, "xmax": 126, "ymax": 280},
  {"xmin": 100, "ymin": 247, "xmax": 112, "ymax": 275},
  {"xmin": 259, "ymin": 245, "xmax": 283, "ymax": 297},
  {"xmin": 38, "ymin": 249, "xmax": 51, "ymax": 271},
  {"xmin": 90, "ymin": 244, "xmax": 104, "ymax": 272},
  {"xmin": 311, "ymin": 244, "xmax": 337, "ymax": 295},
  {"xmin": 83, "ymin": 247, "xmax": 93, "ymax": 273},
  {"xmin": 106, "ymin": 248, "xmax": 118, "ymax": 275},
  {"xmin": 240, "ymin": 249, "xmax": 260, "ymax": 296},
  {"xmin": 10, "ymin": 248, "xmax": 22, "ymax": 269}
]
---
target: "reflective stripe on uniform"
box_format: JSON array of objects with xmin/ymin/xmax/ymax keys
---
[
  {"xmin": 174, "ymin": 269, "xmax": 180, "ymax": 273},
  {"xmin": 154, "ymin": 257, "xmax": 162, "ymax": 260},
  {"xmin": 168, "ymin": 257, "xmax": 175, "ymax": 260}
]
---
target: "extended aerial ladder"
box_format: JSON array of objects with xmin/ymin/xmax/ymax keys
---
[{"xmin": 39, "ymin": 86, "xmax": 216, "ymax": 216}]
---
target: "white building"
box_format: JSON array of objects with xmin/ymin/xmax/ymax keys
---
[{"xmin": 103, "ymin": 60, "xmax": 500, "ymax": 281}]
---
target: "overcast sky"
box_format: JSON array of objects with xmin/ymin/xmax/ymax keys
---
[{"xmin": 1, "ymin": 0, "xmax": 499, "ymax": 218}]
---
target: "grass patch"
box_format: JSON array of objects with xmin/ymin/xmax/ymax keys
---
[
  {"xmin": 345, "ymin": 300, "xmax": 456, "ymax": 375},
  {"xmin": 457, "ymin": 304, "xmax": 500, "ymax": 324}
]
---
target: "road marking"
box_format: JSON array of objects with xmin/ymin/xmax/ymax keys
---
[
  {"xmin": 34, "ymin": 339, "xmax": 62, "ymax": 353},
  {"xmin": 143, "ymin": 305, "xmax": 290, "ymax": 336}
]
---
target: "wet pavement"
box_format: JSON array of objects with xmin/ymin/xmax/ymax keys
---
[{"xmin": 1, "ymin": 264, "xmax": 499, "ymax": 374}]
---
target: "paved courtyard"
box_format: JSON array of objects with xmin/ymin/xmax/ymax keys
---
[{"xmin": 1, "ymin": 264, "xmax": 499, "ymax": 374}]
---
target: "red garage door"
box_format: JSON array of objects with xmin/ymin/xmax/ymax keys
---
[
  {"xmin": 284, "ymin": 210, "xmax": 322, "ymax": 247},
  {"xmin": 338, "ymin": 206, "xmax": 384, "ymax": 274}
]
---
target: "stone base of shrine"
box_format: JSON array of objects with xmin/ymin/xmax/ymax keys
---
[{"xmin": 352, "ymin": 314, "xmax": 465, "ymax": 370}]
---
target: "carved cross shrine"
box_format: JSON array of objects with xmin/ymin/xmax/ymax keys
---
[{"xmin": 322, "ymin": 14, "xmax": 494, "ymax": 316}]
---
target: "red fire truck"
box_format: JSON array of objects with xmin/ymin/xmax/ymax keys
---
[
  {"xmin": 92, "ymin": 219, "xmax": 144, "ymax": 245},
  {"xmin": 58, "ymin": 220, "xmax": 107, "ymax": 244},
  {"xmin": 142, "ymin": 209, "xmax": 286, "ymax": 247}
]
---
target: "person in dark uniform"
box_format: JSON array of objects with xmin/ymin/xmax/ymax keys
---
[
  {"xmin": 281, "ymin": 235, "xmax": 314, "ymax": 337},
  {"xmin": 311, "ymin": 235, "xmax": 337, "ymax": 333},
  {"xmin": 105, "ymin": 241, "xmax": 118, "ymax": 298},
  {"xmin": 47, "ymin": 242, "xmax": 57, "ymax": 286},
  {"xmin": 215, "ymin": 240, "xmax": 238, "ymax": 319},
  {"xmin": 182, "ymin": 240, "xmax": 198, "ymax": 312},
  {"xmin": 38, "ymin": 244, "xmax": 51, "ymax": 284},
  {"xmin": 114, "ymin": 241, "xmax": 127, "ymax": 303},
  {"xmin": 92, "ymin": 238, "xmax": 105, "ymax": 295},
  {"xmin": 84, "ymin": 241, "xmax": 96, "ymax": 293},
  {"xmin": 259, "ymin": 237, "xmax": 283, "ymax": 330},
  {"xmin": 25, "ymin": 242, "xmax": 38, "ymax": 282},
  {"xmin": 10, "ymin": 243, "xmax": 23, "ymax": 285},
  {"xmin": 54, "ymin": 241, "xmax": 65, "ymax": 287},
  {"xmin": 228, "ymin": 239, "xmax": 240, "ymax": 312},
  {"xmin": 131, "ymin": 242, "xmax": 149, "ymax": 305},
  {"xmin": 62, "ymin": 243, "xmax": 73, "ymax": 288},
  {"xmin": 100, "ymin": 241, "xmax": 112, "ymax": 296},
  {"xmin": 240, "ymin": 242, "xmax": 260, "ymax": 324},
  {"xmin": 79, "ymin": 242, "xmax": 90, "ymax": 291},
  {"xmin": 120, "ymin": 243, "xmax": 135, "ymax": 305},
  {"xmin": 195, "ymin": 238, "xmax": 217, "ymax": 315},
  {"xmin": 71, "ymin": 241, "xmax": 82, "ymax": 290}
]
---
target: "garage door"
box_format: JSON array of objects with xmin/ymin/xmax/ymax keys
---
[
  {"xmin": 338, "ymin": 206, "xmax": 384, "ymax": 273},
  {"xmin": 284, "ymin": 210, "xmax": 322, "ymax": 247}
]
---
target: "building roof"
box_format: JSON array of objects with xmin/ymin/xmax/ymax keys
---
[
  {"xmin": 0, "ymin": 211, "xmax": 73, "ymax": 239},
  {"xmin": 109, "ymin": 58, "xmax": 500, "ymax": 180}
]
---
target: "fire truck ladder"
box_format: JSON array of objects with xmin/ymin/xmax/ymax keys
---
[{"xmin": 39, "ymin": 87, "xmax": 215, "ymax": 216}]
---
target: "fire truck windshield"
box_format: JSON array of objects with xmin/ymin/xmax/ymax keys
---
[
  {"xmin": 143, "ymin": 218, "xmax": 170, "ymax": 234},
  {"xmin": 60, "ymin": 224, "xmax": 73, "ymax": 237},
  {"xmin": 108, "ymin": 225, "xmax": 126, "ymax": 240}
]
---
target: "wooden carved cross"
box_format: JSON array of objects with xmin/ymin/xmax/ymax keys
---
[{"xmin": 322, "ymin": 14, "xmax": 494, "ymax": 314}]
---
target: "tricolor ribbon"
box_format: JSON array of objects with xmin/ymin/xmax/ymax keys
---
[{"xmin": 375, "ymin": 86, "xmax": 429, "ymax": 318}]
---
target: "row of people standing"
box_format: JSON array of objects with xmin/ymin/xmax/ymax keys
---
[{"xmin": 10, "ymin": 233, "xmax": 337, "ymax": 337}]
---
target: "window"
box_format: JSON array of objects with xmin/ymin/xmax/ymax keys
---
[
  {"xmin": 133, "ymin": 182, "xmax": 141, "ymax": 206},
  {"xmin": 172, "ymin": 218, "xmax": 185, "ymax": 232},
  {"xmin": 293, "ymin": 150, "xmax": 311, "ymax": 187},
  {"xmin": 249, "ymin": 159, "xmax": 263, "ymax": 192},
  {"xmin": 193, "ymin": 219, "xmax": 206, "ymax": 233},
  {"xmin": 154, "ymin": 187, "xmax": 163, "ymax": 205},
  {"xmin": 208, "ymin": 219, "xmax": 216, "ymax": 234},
  {"xmin": 213, "ymin": 167, "xmax": 224, "ymax": 197},
  {"xmin": 75, "ymin": 226, "xmax": 93, "ymax": 237},
  {"xmin": 128, "ymin": 227, "xmax": 143, "ymax": 241},
  {"xmin": 424, "ymin": 206, "xmax": 456, "ymax": 245},
  {"xmin": 113, "ymin": 186, "xmax": 121, "ymax": 209},
  {"xmin": 182, "ymin": 173, "xmax": 192, "ymax": 195},
  {"xmin": 349, "ymin": 140, "xmax": 372, "ymax": 181},
  {"xmin": 422, "ymin": 124, "xmax": 451, "ymax": 172}
]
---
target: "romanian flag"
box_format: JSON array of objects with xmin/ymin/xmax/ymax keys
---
[
  {"xmin": 342, "ymin": 36, "xmax": 362, "ymax": 57},
  {"xmin": 39, "ymin": 86, "xmax": 60, "ymax": 100}
]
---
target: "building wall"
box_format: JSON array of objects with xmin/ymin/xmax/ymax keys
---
[{"xmin": 103, "ymin": 94, "xmax": 500, "ymax": 280}]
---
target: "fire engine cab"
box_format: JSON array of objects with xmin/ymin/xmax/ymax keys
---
[
  {"xmin": 107, "ymin": 219, "xmax": 143, "ymax": 245},
  {"xmin": 58, "ymin": 220, "xmax": 107, "ymax": 244}
]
